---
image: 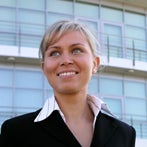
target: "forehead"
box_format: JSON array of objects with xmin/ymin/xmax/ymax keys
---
[{"xmin": 53, "ymin": 31, "xmax": 88, "ymax": 44}]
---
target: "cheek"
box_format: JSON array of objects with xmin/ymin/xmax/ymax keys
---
[{"xmin": 43, "ymin": 61, "xmax": 55, "ymax": 76}]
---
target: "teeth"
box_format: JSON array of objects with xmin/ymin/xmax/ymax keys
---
[{"xmin": 59, "ymin": 72, "xmax": 76, "ymax": 77}]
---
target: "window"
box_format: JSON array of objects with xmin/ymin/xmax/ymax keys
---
[
  {"xmin": 124, "ymin": 81, "xmax": 146, "ymax": 98},
  {"xmin": 0, "ymin": 69, "xmax": 13, "ymax": 87},
  {"xmin": 75, "ymin": 2, "xmax": 99, "ymax": 18},
  {"xmin": 47, "ymin": 13, "xmax": 73, "ymax": 25},
  {"xmin": 100, "ymin": 78, "xmax": 123, "ymax": 95},
  {"xmin": 47, "ymin": 0, "xmax": 73, "ymax": 15},
  {"xmin": 18, "ymin": 0, "xmax": 45, "ymax": 10},
  {"xmin": 103, "ymin": 23, "xmax": 123, "ymax": 57},
  {"xmin": 88, "ymin": 77, "xmax": 98, "ymax": 95},
  {"xmin": 125, "ymin": 12, "xmax": 145, "ymax": 27},
  {"xmin": 0, "ymin": 0, "xmax": 16, "ymax": 7},
  {"xmin": 0, "ymin": 8, "xmax": 16, "ymax": 33},
  {"xmin": 103, "ymin": 97, "xmax": 122, "ymax": 118},
  {"xmin": 15, "ymin": 70, "xmax": 43, "ymax": 89},
  {"xmin": 101, "ymin": 7, "xmax": 123, "ymax": 22},
  {"xmin": 125, "ymin": 98, "xmax": 147, "ymax": 121}
]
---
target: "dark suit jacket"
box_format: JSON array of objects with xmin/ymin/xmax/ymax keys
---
[{"xmin": 0, "ymin": 109, "xmax": 136, "ymax": 147}]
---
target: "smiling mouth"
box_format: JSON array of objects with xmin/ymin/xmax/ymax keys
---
[{"xmin": 57, "ymin": 71, "xmax": 78, "ymax": 77}]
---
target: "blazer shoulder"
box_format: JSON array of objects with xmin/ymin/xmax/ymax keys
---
[
  {"xmin": 100, "ymin": 112, "xmax": 136, "ymax": 133},
  {"xmin": 1, "ymin": 108, "xmax": 41, "ymax": 128}
]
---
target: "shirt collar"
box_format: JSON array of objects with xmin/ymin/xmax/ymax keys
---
[{"xmin": 34, "ymin": 94, "xmax": 113, "ymax": 122}]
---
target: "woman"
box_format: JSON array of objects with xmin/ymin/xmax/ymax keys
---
[{"xmin": 0, "ymin": 20, "xmax": 136, "ymax": 147}]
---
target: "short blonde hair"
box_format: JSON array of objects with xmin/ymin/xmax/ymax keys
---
[{"xmin": 39, "ymin": 20, "xmax": 100, "ymax": 60}]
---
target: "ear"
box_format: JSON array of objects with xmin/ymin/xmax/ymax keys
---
[{"xmin": 92, "ymin": 56, "xmax": 100, "ymax": 74}]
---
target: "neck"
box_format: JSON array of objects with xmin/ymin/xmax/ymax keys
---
[{"xmin": 54, "ymin": 92, "xmax": 93, "ymax": 122}]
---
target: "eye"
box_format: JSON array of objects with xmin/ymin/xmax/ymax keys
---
[
  {"xmin": 72, "ymin": 48, "xmax": 82, "ymax": 54},
  {"xmin": 50, "ymin": 51, "xmax": 60, "ymax": 57}
]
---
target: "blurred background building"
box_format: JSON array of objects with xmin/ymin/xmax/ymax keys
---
[{"xmin": 0, "ymin": 0, "xmax": 147, "ymax": 146}]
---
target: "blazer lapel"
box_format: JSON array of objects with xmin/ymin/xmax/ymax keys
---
[
  {"xmin": 91, "ymin": 112, "xmax": 118, "ymax": 147},
  {"xmin": 37, "ymin": 110, "xmax": 81, "ymax": 147}
]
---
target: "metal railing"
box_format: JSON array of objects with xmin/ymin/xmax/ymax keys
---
[
  {"xmin": 102, "ymin": 35, "xmax": 147, "ymax": 65},
  {"xmin": 0, "ymin": 109, "xmax": 147, "ymax": 138},
  {"xmin": 1, "ymin": 21, "xmax": 147, "ymax": 64}
]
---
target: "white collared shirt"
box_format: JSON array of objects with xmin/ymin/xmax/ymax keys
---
[{"xmin": 34, "ymin": 94, "xmax": 114, "ymax": 128}]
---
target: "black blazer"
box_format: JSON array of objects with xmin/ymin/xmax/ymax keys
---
[{"xmin": 0, "ymin": 109, "xmax": 136, "ymax": 147}]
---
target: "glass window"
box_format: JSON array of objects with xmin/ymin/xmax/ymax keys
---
[
  {"xmin": 14, "ymin": 89, "xmax": 43, "ymax": 111},
  {"xmin": 18, "ymin": 0, "xmax": 45, "ymax": 10},
  {"xmin": 0, "ymin": 88, "xmax": 13, "ymax": 107},
  {"xmin": 103, "ymin": 24, "xmax": 122, "ymax": 46},
  {"xmin": 47, "ymin": 0, "xmax": 73, "ymax": 15},
  {"xmin": 101, "ymin": 7, "xmax": 123, "ymax": 22},
  {"xmin": 0, "ymin": 33, "xmax": 16, "ymax": 46},
  {"xmin": 125, "ymin": 26, "xmax": 146, "ymax": 50},
  {"xmin": 0, "ymin": 0, "xmax": 16, "ymax": 7},
  {"xmin": 100, "ymin": 78, "xmax": 123, "ymax": 95},
  {"xmin": 18, "ymin": 10, "xmax": 44, "ymax": 24},
  {"xmin": 0, "ymin": 8, "xmax": 15, "ymax": 21},
  {"xmin": 44, "ymin": 77, "xmax": 53, "ymax": 90},
  {"xmin": 78, "ymin": 20, "xmax": 98, "ymax": 37},
  {"xmin": 20, "ymin": 35, "xmax": 42, "ymax": 48},
  {"xmin": 0, "ymin": 21, "xmax": 16, "ymax": 33},
  {"xmin": 124, "ymin": 81, "xmax": 146, "ymax": 98},
  {"xmin": 0, "ymin": 8, "xmax": 16, "ymax": 33},
  {"xmin": 125, "ymin": 12, "xmax": 145, "ymax": 27},
  {"xmin": 125, "ymin": 98, "xmax": 147, "ymax": 121},
  {"xmin": 75, "ymin": 2, "xmax": 99, "ymax": 18},
  {"xmin": 47, "ymin": 13, "xmax": 73, "ymax": 25},
  {"xmin": 20, "ymin": 24, "xmax": 44, "ymax": 35},
  {"xmin": 88, "ymin": 77, "xmax": 98, "ymax": 95},
  {"xmin": 15, "ymin": 70, "xmax": 43, "ymax": 89},
  {"xmin": 0, "ymin": 69, "xmax": 13, "ymax": 87},
  {"xmin": 103, "ymin": 97, "xmax": 122, "ymax": 118},
  {"xmin": 103, "ymin": 23, "xmax": 123, "ymax": 57}
]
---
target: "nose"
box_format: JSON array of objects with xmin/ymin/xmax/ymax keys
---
[{"xmin": 60, "ymin": 53, "xmax": 73, "ymax": 66}]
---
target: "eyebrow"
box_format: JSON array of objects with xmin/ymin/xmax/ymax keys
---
[{"xmin": 48, "ymin": 43, "xmax": 86, "ymax": 50}]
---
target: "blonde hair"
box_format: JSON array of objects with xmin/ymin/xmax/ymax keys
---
[{"xmin": 39, "ymin": 20, "xmax": 101, "ymax": 60}]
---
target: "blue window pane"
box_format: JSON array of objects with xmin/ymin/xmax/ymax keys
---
[
  {"xmin": 125, "ymin": 26, "xmax": 146, "ymax": 50},
  {"xmin": 0, "ymin": 88, "xmax": 13, "ymax": 108},
  {"xmin": 101, "ymin": 7, "xmax": 123, "ymax": 22},
  {"xmin": 0, "ymin": 8, "xmax": 15, "ymax": 21},
  {"xmin": 0, "ymin": 0, "xmax": 16, "ymax": 7},
  {"xmin": 0, "ymin": 69, "xmax": 13, "ymax": 87},
  {"xmin": 103, "ymin": 98, "xmax": 122, "ymax": 118},
  {"xmin": 15, "ymin": 89, "xmax": 43, "ymax": 108},
  {"xmin": 79, "ymin": 20, "xmax": 98, "ymax": 37},
  {"xmin": 15, "ymin": 70, "xmax": 43, "ymax": 89},
  {"xmin": 48, "ymin": 0, "xmax": 73, "ymax": 15},
  {"xmin": 20, "ymin": 24, "xmax": 44, "ymax": 35},
  {"xmin": 75, "ymin": 2, "xmax": 99, "ymax": 18},
  {"xmin": 124, "ymin": 81, "xmax": 146, "ymax": 98},
  {"xmin": 125, "ymin": 12, "xmax": 145, "ymax": 27},
  {"xmin": 18, "ymin": 0, "xmax": 45, "ymax": 10},
  {"xmin": 0, "ymin": 21, "xmax": 16, "ymax": 33},
  {"xmin": 44, "ymin": 77, "xmax": 53, "ymax": 90},
  {"xmin": 125, "ymin": 98, "xmax": 147, "ymax": 121},
  {"xmin": 19, "ymin": 10, "xmax": 44, "ymax": 24},
  {"xmin": 104, "ymin": 24, "xmax": 122, "ymax": 46},
  {"xmin": 100, "ymin": 78, "xmax": 123, "ymax": 95},
  {"xmin": 47, "ymin": 13, "xmax": 73, "ymax": 25},
  {"xmin": 20, "ymin": 35, "xmax": 41, "ymax": 48},
  {"xmin": 88, "ymin": 77, "xmax": 98, "ymax": 95}
]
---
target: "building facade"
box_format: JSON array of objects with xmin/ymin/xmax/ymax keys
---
[{"xmin": 0, "ymin": 0, "xmax": 147, "ymax": 146}]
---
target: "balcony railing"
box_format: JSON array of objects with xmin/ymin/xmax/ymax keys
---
[
  {"xmin": 103, "ymin": 34, "xmax": 147, "ymax": 65},
  {"xmin": 0, "ymin": 108, "xmax": 147, "ymax": 138},
  {"xmin": 1, "ymin": 21, "xmax": 147, "ymax": 64}
]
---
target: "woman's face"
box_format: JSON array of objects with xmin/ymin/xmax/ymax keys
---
[{"xmin": 42, "ymin": 31, "xmax": 100, "ymax": 95}]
